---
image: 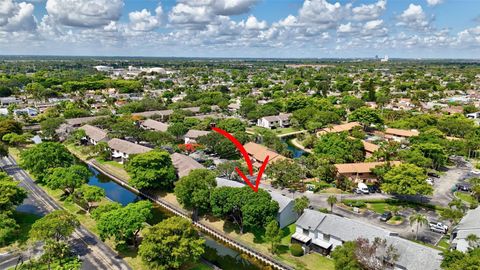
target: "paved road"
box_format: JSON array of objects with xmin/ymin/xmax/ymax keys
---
[{"xmin": 0, "ymin": 156, "xmax": 131, "ymax": 270}]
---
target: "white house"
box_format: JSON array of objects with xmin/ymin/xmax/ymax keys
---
[
  {"xmin": 451, "ymin": 207, "xmax": 480, "ymax": 252},
  {"xmin": 80, "ymin": 125, "xmax": 109, "ymax": 145},
  {"xmin": 257, "ymin": 113, "xmax": 292, "ymax": 129},
  {"xmin": 107, "ymin": 138, "xmax": 152, "ymax": 163},
  {"xmin": 215, "ymin": 177, "xmax": 299, "ymax": 228},
  {"xmin": 292, "ymin": 210, "xmax": 442, "ymax": 270}
]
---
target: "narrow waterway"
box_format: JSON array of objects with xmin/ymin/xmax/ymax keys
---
[
  {"xmin": 283, "ymin": 138, "xmax": 306, "ymax": 158},
  {"xmin": 87, "ymin": 166, "xmax": 261, "ymax": 270}
]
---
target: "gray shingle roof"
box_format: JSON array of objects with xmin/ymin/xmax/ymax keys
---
[
  {"xmin": 66, "ymin": 116, "xmax": 106, "ymax": 126},
  {"xmin": 185, "ymin": 129, "xmax": 210, "ymax": 139},
  {"xmin": 297, "ymin": 210, "xmax": 442, "ymax": 270},
  {"xmin": 141, "ymin": 119, "xmax": 169, "ymax": 132},
  {"xmin": 107, "ymin": 138, "xmax": 152, "ymax": 155},
  {"xmin": 80, "ymin": 124, "xmax": 108, "ymax": 142},
  {"xmin": 171, "ymin": 153, "xmax": 205, "ymax": 178}
]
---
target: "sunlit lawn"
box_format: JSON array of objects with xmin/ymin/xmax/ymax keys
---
[{"xmin": 454, "ymin": 192, "xmax": 477, "ymax": 205}]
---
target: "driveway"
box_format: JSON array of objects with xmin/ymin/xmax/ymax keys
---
[{"xmin": 430, "ymin": 165, "xmax": 470, "ymax": 207}]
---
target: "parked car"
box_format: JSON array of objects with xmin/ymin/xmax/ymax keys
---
[
  {"xmin": 456, "ymin": 183, "xmax": 471, "ymax": 192},
  {"xmin": 429, "ymin": 221, "xmax": 448, "ymax": 234},
  {"xmin": 427, "ymin": 172, "xmax": 440, "ymax": 178},
  {"xmin": 472, "ymin": 169, "xmax": 480, "ymax": 175},
  {"xmin": 426, "ymin": 178, "xmax": 434, "ymax": 185},
  {"xmin": 380, "ymin": 211, "xmax": 393, "ymax": 222},
  {"xmin": 357, "ymin": 183, "xmax": 369, "ymax": 194},
  {"xmin": 354, "ymin": 188, "xmax": 363, "ymax": 194},
  {"xmin": 368, "ymin": 185, "xmax": 381, "ymax": 193}
]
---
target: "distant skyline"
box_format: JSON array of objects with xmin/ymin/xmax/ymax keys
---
[{"xmin": 1, "ymin": 0, "xmax": 480, "ymax": 58}]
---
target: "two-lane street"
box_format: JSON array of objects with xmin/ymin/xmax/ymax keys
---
[{"xmin": 0, "ymin": 156, "xmax": 131, "ymax": 270}]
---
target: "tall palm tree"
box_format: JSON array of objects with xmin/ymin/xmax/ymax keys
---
[
  {"xmin": 327, "ymin": 195, "xmax": 337, "ymax": 213},
  {"xmin": 466, "ymin": 234, "xmax": 480, "ymax": 249},
  {"xmin": 409, "ymin": 212, "xmax": 429, "ymax": 241}
]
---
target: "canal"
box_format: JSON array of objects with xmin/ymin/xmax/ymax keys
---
[
  {"xmin": 283, "ymin": 138, "xmax": 306, "ymax": 158},
  {"xmin": 87, "ymin": 166, "xmax": 261, "ymax": 270}
]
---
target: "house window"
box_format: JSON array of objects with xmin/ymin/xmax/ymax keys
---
[
  {"xmin": 302, "ymin": 229, "xmax": 309, "ymax": 235},
  {"xmin": 323, "ymin": 234, "xmax": 330, "ymax": 241}
]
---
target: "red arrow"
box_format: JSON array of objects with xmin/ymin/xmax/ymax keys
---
[{"xmin": 212, "ymin": 127, "xmax": 269, "ymax": 192}]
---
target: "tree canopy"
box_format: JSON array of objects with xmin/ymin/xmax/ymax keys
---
[
  {"xmin": 44, "ymin": 165, "xmax": 91, "ymax": 194},
  {"xmin": 314, "ymin": 132, "xmax": 365, "ymax": 163},
  {"xmin": 138, "ymin": 216, "xmax": 205, "ymax": 270},
  {"xmin": 381, "ymin": 164, "xmax": 432, "ymax": 196},
  {"xmin": 20, "ymin": 142, "xmax": 75, "ymax": 180},
  {"xmin": 125, "ymin": 150, "xmax": 177, "ymax": 189},
  {"xmin": 174, "ymin": 169, "xmax": 217, "ymax": 216}
]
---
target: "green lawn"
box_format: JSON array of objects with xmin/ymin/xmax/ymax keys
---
[
  {"xmin": 367, "ymin": 202, "xmax": 389, "ymax": 214},
  {"xmin": 455, "ymin": 192, "xmax": 477, "ymax": 205},
  {"xmin": 247, "ymin": 126, "xmax": 303, "ymax": 136},
  {"xmin": 437, "ymin": 237, "xmax": 450, "ymax": 250}
]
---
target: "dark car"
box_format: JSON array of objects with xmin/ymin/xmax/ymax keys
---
[
  {"xmin": 380, "ymin": 211, "xmax": 392, "ymax": 222},
  {"xmin": 368, "ymin": 185, "xmax": 381, "ymax": 193},
  {"xmin": 456, "ymin": 184, "xmax": 471, "ymax": 192},
  {"xmin": 428, "ymin": 172, "xmax": 440, "ymax": 178}
]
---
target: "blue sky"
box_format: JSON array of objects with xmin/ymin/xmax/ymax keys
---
[{"xmin": 1, "ymin": 0, "xmax": 480, "ymax": 58}]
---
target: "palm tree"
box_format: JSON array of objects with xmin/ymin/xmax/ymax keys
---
[
  {"xmin": 449, "ymin": 198, "xmax": 467, "ymax": 214},
  {"xmin": 409, "ymin": 212, "xmax": 429, "ymax": 241},
  {"xmin": 466, "ymin": 234, "xmax": 480, "ymax": 249},
  {"xmin": 327, "ymin": 195, "xmax": 337, "ymax": 213}
]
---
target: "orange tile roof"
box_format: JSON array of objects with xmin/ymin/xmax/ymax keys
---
[
  {"xmin": 334, "ymin": 161, "xmax": 401, "ymax": 174},
  {"xmin": 244, "ymin": 142, "xmax": 287, "ymax": 164},
  {"xmin": 385, "ymin": 128, "xmax": 419, "ymax": 138}
]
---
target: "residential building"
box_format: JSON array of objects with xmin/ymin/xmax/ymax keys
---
[
  {"xmin": 451, "ymin": 207, "xmax": 480, "ymax": 252},
  {"xmin": 257, "ymin": 113, "xmax": 292, "ymax": 129},
  {"xmin": 362, "ymin": 140, "xmax": 380, "ymax": 158},
  {"xmin": 107, "ymin": 138, "xmax": 152, "ymax": 163},
  {"xmin": 384, "ymin": 128, "xmax": 419, "ymax": 142},
  {"xmin": 292, "ymin": 210, "xmax": 442, "ymax": 270},
  {"xmin": 80, "ymin": 125, "xmax": 108, "ymax": 145},
  {"xmin": 0, "ymin": 97, "xmax": 21, "ymax": 106},
  {"xmin": 184, "ymin": 129, "xmax": 210, "ymax": 144},
  {"xmin": 132, "ymin": 110, "xmax": 174, "ymax": 121},
  {"xmin": 171, "ymin": 153, "xmax": 205, "ymax": 178},
  {"xmin": 216, "ymin": 177, "xmax": 299, "ymax": 228},
  {"xmin": 66, "ymin": 116, "xmax": 107, "ymax": 128},
  {"xmin": 334, "ymin": 161, "xmax": 401, "ymax": 183},
  {"xmin": 243, "ymin": 142, "xmax": 287, "ymax": 168},
  {"xmin": 140, "ymin": 119, "xmax": 169, "ymax": 132},
  {"xmin": 13, "ymin": 107, "xmax": 37, "ymax": 117},
  {"xmin": 317, "ymin": 122, "xmax": 361, "ymax": 136}
]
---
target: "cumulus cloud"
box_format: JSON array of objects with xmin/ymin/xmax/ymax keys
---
[
  {"xmin": 0, "ymin": 0, "xmax": 37, "ymax": 31},
  {"xmin": 426, "ymin": 0, "xmax": 443, "ymax": 6},
  {"xmin": 298, "ymin": 0, "xmax": 347, "ymax": 28},
  {"xmin": 351, "ymin": 0, "xmax": 386, "ymax": 21},
  {"xmin": 397, "ymin": 3, "xmax": 431, "ymax": 31},
  {"xmin": 338, "ymin": 22, "xmax": 354, "ymax": 33},
  {"xmin": 45, "ymin": 0, "xmax": 124, "ymax": 28},
  {"xmin": 242, "ymin": 15, "xmax": 267, "ymax": 30},
  {"xmin": 364, "ymin": 19, "xmax": 383, "ymax": 31},
  {"xmin": 129, "ymin": 5, "xmax": 163, "ymax": 32}
]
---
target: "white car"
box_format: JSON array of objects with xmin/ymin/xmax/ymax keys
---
[
  {"xmin": 426, "ymin": 178, "xmax": 434, "ymax": 185},
  {"xmin": 471, "ymin": 169, "xmax": 480, "ymax": 175}
]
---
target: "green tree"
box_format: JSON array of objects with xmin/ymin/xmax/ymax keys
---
[
  {"xmin": 267, "ymin": 159, "xmax": 306, "ymax": 188},
  {"xmin": 441, "ymin": 248, "xmax": 480, "ymax": 270},
  {"xmin": 409, "ymin": 212, "xmax": 428, "ymax": 240},
  {"xmin": 0, "ymin": 119, "xmax": 22, "ymax": 138},
  {"xmin": 349, "ymin": 107, "xmax": 383, "ymax": 128},
  {"xmin": 265, "ymin": 220, "xmax": 281, "ymax": 254},
  {"xmin": 74, "ymin": 185, "xmax": 105, "ymax": 212},
  {"xmin": 466, "ymin": 234, "xmax": 480, "ymax": 249},
  {"xmin": 217, "ymin": 118, "xmax": 246, "ymax": 133},
  {"xmin": 314, "ymin": 132, "xmax": 365, "ymax": 163},
  {"xmin": 331, "ymin": 241, "xmax": 361, "ymax": 270},
  {"xmin": 20, "ymin": 142, "xmax": 74, "ymax": 180},
  {"xmin": 167, "ymin": 122, "xmax": 188, "ymax": 140},
  {"xmin": 327, "ymin": 195, "xmax": 338, "ymax": 213},
  {"xmin": 440, "ymin": 208, "xmax": 464, "ymax": 228},
  {"xmin": 381, "ymin": 164, "xmax": 432, "ymax": 196},
  {"xmin": 210, "ymin": 187, "xmax": 279, "ymax": 234},
  {"xmin": 0, "ymin": 172, "xmax": 28, "ymax": 213},
  {"xmin": 30, "ymin": 210, "xmax": 79, "ymax": 242},
  {"xmin": 97, "ymin": 201, "xmax": 152, "ymax": 247},
  {"xmin": 293, "ymin": 196, "xmax": 310, "ymax": 215},
  {"xmin": 125, "ymin": 150, "xmax": 176, "ymax": 189},
  {"xmin": 91, "ymin": 202, "xmax": 122, "ymax": 220},
  {"xmin": 40, "ymin": 117, "xmax": 65, "ymax": 139},
  {"xmin": 44, "ymin": 165, "xmax": 91, "ymax": 195},
  {"xmin": 174, "ymin": 169, "xmax": 217, "ymax": 218},
  {"xmin": 0, "ymin": 213, "xmax": 19, "ymax": 246},
  {"xmin": 138, "ymin": 216, "xmax": 205, "ymax": 270}
]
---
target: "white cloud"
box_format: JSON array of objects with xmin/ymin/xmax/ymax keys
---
[
  {"xmin": 337, "ymin": 22, "xmax": 354, "ymax": 33},
  {"xmin": 211, "ymin": 0, "xmax": 259, "ymax": 16},
  {"xmin": 243, "ymin": 15, "xmax": 267, "ymax": 30},
  {"xmin": 426, "ymin": 0, "xmax": 443, "ymax": 7},
  {"xmin": 45, "ymin": 0, "xmax": 124, "ymax": 28},
  {"xmin": 128, "ymin": 5, "xmax": 163, "ymax": 32},
  {"xmin": 298, "ymin": 0, "xmax": 347, "ymax": 28},
  {"xmin": 351, "ymin": 0, "xmax": 386, "ymax": 21},
  {"xmin": 0, "ymin": 0, "xmax": 37, "ymax": 32},
  {"xmin": 364, "ymin": 19, "xmax": 383, "ymax": 30},
  {"xmin": 168, "ymin": 3, "xmax": 213, "ymax": 27},
  {"xmin": 397, "ymin": 4, "xmax": 430, "ymax": 30}
]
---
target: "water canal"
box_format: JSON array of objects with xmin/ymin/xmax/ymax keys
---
[{"xmin": 87, "ymin": 166, "xmax": 261, "ymax": 270}]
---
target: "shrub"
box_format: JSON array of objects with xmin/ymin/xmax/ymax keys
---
[
  {"xmin": 344, "ymin": 200, "xmax": 366, "ymax": 208},
  {"xmin": 470, "ymin": 201, "xmax": 478, "ymax": 209},
  {"xmin": 290, "ymin": 243, "xmax": 304, "ymax": 257},
  {"xmin": 318, "ymin": 208, "xmax": 329, "ymax": 213}
]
